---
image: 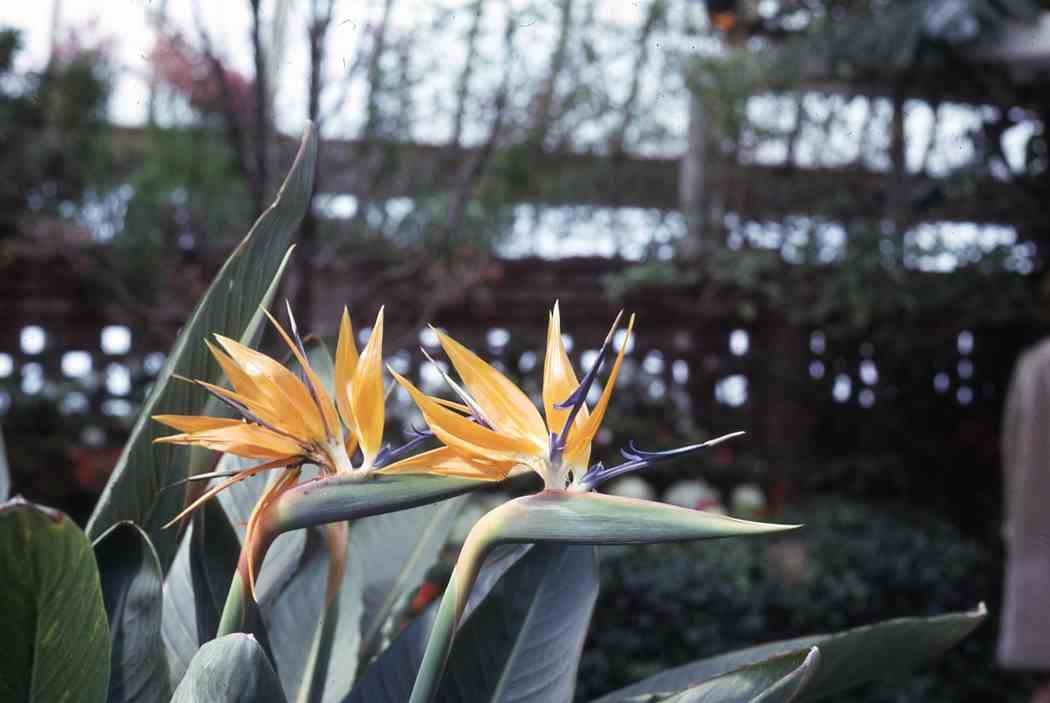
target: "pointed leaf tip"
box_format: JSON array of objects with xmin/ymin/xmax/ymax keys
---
[{"xmin": 476, "ymin": 491, "xmax": 799, "ymax": 546}]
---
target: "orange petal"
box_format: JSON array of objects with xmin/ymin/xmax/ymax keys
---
[
  {"xmin": 156, "ymin": 422, "xmax": 304, "ymax": 461},
  {"xmin": 565, "ymin": 314, "xmax": 635, "ymax": 457},
  {"xmin": 435, "ymin": 330, "xmax": 547, "ymax": 445},
  {"xmin": 378, "ymin": 445, "xmax": 512, "ymax": 480},
  {"xmin": 212, "ymin": 334, "xmax": 314, "ymax": 441},
  {"xmin": 334, "ymin": 307, "xmax": 359, "ymax": 432},
  {"xmin": 390, "ymin": 369, "xmax": 540, "ymax": 463},
  {"xmin": 153, "ymin": 415, "xmax": 243, "ymax": 433},
  {"xmin": 205, "ymin": 340, "xmax": 261, "ymax": 400},
  {"xmin": 352, "ymin": 308, "xmax": 386, "ymax": 460},
  {"xmin": 542, "ymin": 302, "xmax": 590, "ymax": 436},
  {"xmin": 263, "ymin": 309, "xmax": 340, "ymax": 441},
  {"xmin": 162, "ymin": 457, "xmax": 293, "ymax": 529}
]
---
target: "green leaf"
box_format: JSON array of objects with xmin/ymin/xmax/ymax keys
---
[
  {"xmin": 436, "ymin": 543, "xmax": 598, "ymax": 702},
  {"xmin": 590, "ymin": 606, "xmax": 986, "ymax": 703},
  {"xmin": 348, "ymin": 546, "xmax": 533, "ymax": 702},
  {"xmin": 261, "ymin": 528, "xmax": 364, "ymax": 703},
  {"xmin": 93, "ymin": 522, "xmax": 171, "ymax": 703},
  {"xmin": 86, "ymin": 123, "xmax": 317, "ymax": 571},
  {"xmin": 171, "ymin": 634, "xmax": 287, "ymax": 703},
  {"xmin": 0, "ymin": 498, "xmax": 111, "ymax": 702},
  {"xmin": 162, "ymin": 498, "xmax": 272, "ymax": 690},
  {"xmin": 610, "ymin": 649, "xmax": 820, "ymax": 703},
  {"xmin": 355, "ymin": 496, "xmax": 468, "ymax": 664}
]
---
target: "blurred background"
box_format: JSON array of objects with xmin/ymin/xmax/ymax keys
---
[{"xmin": 3, "ymin": 0, "xmax": 1050, "ymax": 699}]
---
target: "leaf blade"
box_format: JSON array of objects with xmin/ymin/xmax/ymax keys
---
[
  {"xmin": 171, "ymin": 634, "xmax": 287, "ymax": 703},
  {"xmin": 0, "ymin": 498, "xmax": 111, "ymax": 703},
  {"xmin": 93, "ymin": 522, "xmax": 171, "ymax": 703},
  {"xmin": 591, "ymin": 606, "xmax": 986, "ymax": 703},
  {"xmin": 86, "ymin": 124, "xmax": 317, "ymax": 571}
]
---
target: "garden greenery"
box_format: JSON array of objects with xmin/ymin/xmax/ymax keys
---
[{"xmin": 0, "ymin": 126, "xmax": 985, "ymax": 703}]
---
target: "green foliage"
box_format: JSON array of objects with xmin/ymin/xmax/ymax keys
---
[
  {"xmin": 94, "ymin": 522, "xmax": 171, "ymax": 703},
  {"xmin": 0, "ymin": 28, "xmax": 115, "ymax": 242},
  {"xmin": 0, "ymin": 498, "xmax": 111, "ymax": 702},
  {"xmin": 579, "ymin": 499, "xmax": 1019, "ymax": 702}
]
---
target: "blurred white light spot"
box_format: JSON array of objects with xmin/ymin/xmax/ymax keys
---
[
  {"xmin": 934, "ymin": 372, "xmax": 950, "ymax": 393},
  {"xmin": 419, "ymin": 327, "xmax": 439, "ymax": 347},
  {"xmin": 519, "ymin": 351, "xmax": 537, "ymax": 373},
  {"xmin": 82, "ymin": 426, "xmax": 106, "ymax": 446},
  {"xmin": 859, "ymin": 388, "xmax": 875, "ymax": 408},
  {"xmin": 101, "ymin": 325, "xmax": 132, "ymax": 354},
  {"xmin": 62, "ymin": 351, "xmax": 92, "ymax": 378},
  {"xmin": 810, "ymin": 331, "xmax": 826, "ymax": 354},
  {"xmin": 957, "ymin": 386, "xmax": 973, "ymax": 405},
  {"xmin": 672, "ymin": 359, "xmax": 689, "ymax": 384},
  {"xmin": 958, "ymin": 330, "xmax": 974, "ymax": 355},
  {"xmin": 388, "ymin": 351, "xmax": 411, "ymax": 374},
  {"xmin": 715, "ymin": 375, "xmax": 748, "ymax": 407},
  {"xmin": 0, "ymin": 353, "xmax": 12, "ymax": 377},
  {"xmin": 587, "ymin": 382, "xmax": 603, "ymax": 405},
  {"xmin": 643, "ymin": 350, "xmax": 664, "ymax": 374},
  {"xmin": 21, "ymin": 326, "xmax": 46, "ymax": 354},
  {"xmin": 581, "ymin": 350, "xmax": 599, "ymax": 372},
  {"xmin": 958, "ymin": 359, "xmax": 973, "ymax": 379},
  {"xmin": 729, "ymin": 329, "xmax": 749, "ymax": 356},
  {"xmin": 358, "ymin": 326, "xmax": 374, "ymax": 345},
  {"xmin": 106, "ymin": 363, "xmax": 132, "ymax": 396},
  {"xmin": 613, "ymin": 329, "xmax": 634, "ymax": 354},
  {"xmin": 103, "ymin": 399, "xmax": 133, "ymax": 417},
  {"xmin": 420, "ymin": 361, "xmax": 448, "ymax": 393},
  {"xmin": 143, "ymin": 352, "xmax": 165, "ymax": 375},
  {"xmin": 21, "ymin": 363, "xmax": 44, "ymax": 394},
  {"xmin": 832, "ymin": 374, "xmax": 852, "ymax": 402},
  {"xmin": 561, "ymin": 334, "xmax": 574, "ymax": 353},
  {"xmin": 648, "ymin": 379, "xmax": 667, "ymax": 400},
  {"xmin": 61, "ymin": 392, "xmax": 89, "ymax": 414},
  {"xmin": 486, "ymin": 328, "xmax": 510, "ymax": 348},
  {"xmin": 809, "ymin": 360, "xmax": 825, "ymax": 379},
  {"xmin": 859, "ymin": 359, "xmax": 878, "ymax": 386}
]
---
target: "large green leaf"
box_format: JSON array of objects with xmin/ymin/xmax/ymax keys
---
[
  {"xmin": 162, "ymin": 498, "xmax": 272, "ymax": 690},
  {"xmin": 436, "ymin": 543, "xmax": 598, "ymax": 702},
  {"xmin": 348, "ymin": 546, "xmax": 532, "ymax": 702},
  {"xmin": 0, "ymin": 498, "xmax": 111, "ymax": 702},
  {"xmin": 355, "ymin": 496, "xmax": 468, "ymax": 664},
  {"xmin": 86, "ymin": 124, "xmax": 317, "ymax": 571},
  {"xmin": 93, "ymin": 522, "xmax": 170, "ymax": 703},
  {"xmin": 613, "ymin": 649, "xmax": 820, "ymax": 703},
  {"xmin": 171, "ymin": 634, "xmax": 287, "ymax": 703},
  {"xmin": 261, "ymin": 527, "xmax": 364, "ymax": 703},
  {"xmin": 590, "ymin": 606, "xmax": 986, "ymax": 703}
]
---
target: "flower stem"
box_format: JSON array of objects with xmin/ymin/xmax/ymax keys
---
[{"xmin": 408, "ymin": 510, "xmax": 499, "ymax": 703}]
